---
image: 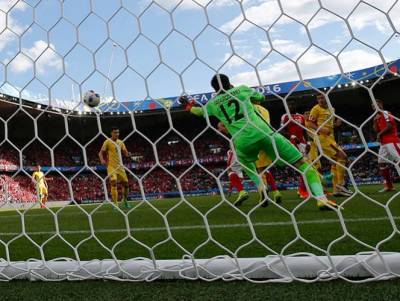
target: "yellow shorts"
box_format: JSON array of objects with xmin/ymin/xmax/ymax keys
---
[
  {"xmin": 307, "ymin": 141, "xmax": 321, "ymax": 170},
  {"xmin": 317, "ymin": 136, "xmax": 343, "ymax": 159},
  {"xmin": 256, "ymin": 150, "xmax": 273, "ymax": 169},
  {"xmin": 108, "ymin": 167, "xmax": 128, "ymax": 183},
  {"xmin": 38, "ymin": 185, "xmax": 48, "ymax": 196}
]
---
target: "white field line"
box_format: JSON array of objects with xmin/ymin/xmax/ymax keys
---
[{"xmin": 0, "ymin": 216, "xmax": 398, "ymax": 236}]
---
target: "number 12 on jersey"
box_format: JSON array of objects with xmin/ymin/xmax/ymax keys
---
[{"xmin": 219, "ymin": 99, "xmax": 244, "ymax": 124}]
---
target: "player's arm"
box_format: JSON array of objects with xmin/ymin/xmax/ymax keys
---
[
  {"xmin": 299, "ymin": 115, "xmax": 311, "ymax": 153},
  {"xmin": 308, "ymin": 107, "xmax": 330, "ymax": 135},
  {"xmin": 45, "ymin": 174, "xmax": 54, "ymax": 181},
  {"xmin": 190, "ymin": 107, "xmax": 204, "ymax": 117},
  {"xmin": 250, "ymin": 91, "xmax": 265, "ymax": 102},
  {"xmin": 373, "ymin": 114, "xmax": 379, "ymax": 133},
  {"xmin": 31, "ymin": 172, "xmax": 37, "ymax": 184},
  {"xmin": 334, "ymin": 115, "xmax": 342, "ymax": 127},
  {"xmin": 178, "ymin": 95, "xmax": 205, "ymax": 117},
  {"xmin": 121, "ymin": 142, "xmax": 132, "ymax": 158},
  {"xmin": 307, "ymin": 108, "xmax": 319, "ymax": 131},
  {"xmin": 280, "ymin": 114, "xmax": 290, "ymax": 138},
  {"xmin": 240, "ymin": 85, "xmax": 265, "ymax": 103},
  {"xmin": 99, "ymin": 141, "xmax": 108, "ymax": 165},
  {"xmin": 376, "ymin": 112, "xmax": 393, "ymax": 141}
]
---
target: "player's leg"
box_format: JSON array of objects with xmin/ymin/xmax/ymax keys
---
[
  {"xmin": 227, "ymin": 175, "xmax": 233, "ymax": 196},
  {"xmin": 37, "ymin": 185, "xmax": 44, "ymax": 208},
  {"xmin": 257, "ymin": 167, "xmax": 282, "ymax": 204},
  {"xmin": 229, "ymin": 161, "xmax": 246, "ymax": 194},
  {"xmin": 265, "ymin": 134, "xmax": 338, "ymax": 210},
  {"xmin": 294, "ymin": 143, "xmax": 309, "ymax": 199},
  {"xmin": 378, "ymin": 143, "xmax": 400, "ymax": 192},
  {"xmin": 256, "ymin": 150, "xmax": 282, "ymax": 204},
  {"xmin": 378, "ymin": 145, "xmax": 391, "ymax": 191},
  {"xmin": 109, "ymin": 172, "xmax": 119, "ymax": 207},
  {"xmin": 228, "ymin": 171, "xmax": 244, "ymax": 192},
  {"xmin": 294, "ymin": 159, "xmax": 338, "ymax": 210},
  {"xmin": 379, "ymin": 163, "xmax": 394, "ymax": 191},
  {"xmin": 42, "ymin": 187, "xmax": 48, "ymax": 208},
  {"xmin": 229, "ymin": 170, "xmax": 249, "ymax": 205},
  {"xmin": 237, "ymin": 145, "xmax": 268, "ymax": 207},
  {"xmin": 333, "ymin": 147, "xmax": 350, "ymax": 193},
  {"xmin": 264, "ymin": 171, "xmax": 282, "ymax": 204},
  {"xmin": 39, "ymin": 193, "xmax": 45, "ymax": 208},
  {"xmin": 298, "ymin": 176, "xmax": 309, "ymax": 199},
  {"xmin": 331, "ymin": 164, "xmax": 337, "ymax": 193},
  {"xmin": 121, "ymin": 180, "xmax": 131, "ymax": 208},
  {"xmin": 387, "ymin": 142, "xmax": 400, "ymax": 190},
  {"xmin": 119, "ymin": 170, "xmax": 131, "ymax": 209},
  {"xmin": 321, "ymin": 140, "xmax": 351, "ymax": 196},
  {"xmin": 307, "ymin": 141, "xmax": 331, "ymax": 194}
]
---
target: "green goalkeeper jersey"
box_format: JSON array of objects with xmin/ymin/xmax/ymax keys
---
[{"xmin": 191, "ymin": 85, "xmax": 273, "ymax": 150}]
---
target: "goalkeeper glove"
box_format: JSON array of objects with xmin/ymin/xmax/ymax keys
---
[{"xmin": 178, "ymin": 95, "xmax": 195, "ymax": 111}]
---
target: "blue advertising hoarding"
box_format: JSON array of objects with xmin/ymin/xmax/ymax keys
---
[{"xmin": 97, "ymin": 59, "xmax": 400, "ymax": 113}]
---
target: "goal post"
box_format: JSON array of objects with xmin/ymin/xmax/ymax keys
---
[
  {"xmin": 2, "ymin": 254, "xmax": 400, "ymax": 281},
  {"xmin": 0, "ymin": 0, "xmax": 399, "ymax": 282}
]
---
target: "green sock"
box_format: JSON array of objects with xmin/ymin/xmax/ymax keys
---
[
  {"xmin": 299, "ymin": 162, "xmax": 324, "ymax": 198},
  {"xmin": 123, "ymin": 186, "xmax": 128, "ymax": 202},
  {"xmin": 240, "ymin": 160, "xmax": 261, "ymax": 189}
]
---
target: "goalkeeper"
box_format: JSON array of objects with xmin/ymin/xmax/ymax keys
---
[{"xmin": 179, "ymin": 74, "xmax": 337, "ymax": 210}]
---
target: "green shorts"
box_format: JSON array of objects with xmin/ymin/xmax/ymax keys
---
[{"xmin": 236, "ymin": 133, "xmax": 302, "ymax": 166}]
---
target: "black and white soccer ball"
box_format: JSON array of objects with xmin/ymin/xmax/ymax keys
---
[{"xmin": 83, "ymin": 90, "xmax": 100, "ymax": 107}]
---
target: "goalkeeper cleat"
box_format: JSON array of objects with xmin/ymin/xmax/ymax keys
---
[
  {"xmin": 234, "ymin": 190, "xmax": 249, "ymax": 207},
  {"xmin": 272, "ymin": 190, "xmax": 282, "ymax": 204},
  {"xmin": 317, "ymin": 199, "xmax": 339, "ymax": 211}
]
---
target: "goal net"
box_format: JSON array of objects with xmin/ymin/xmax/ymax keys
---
[{"xmin": 0, "ymin": 0, "xmax": 399, "ymax": 282}]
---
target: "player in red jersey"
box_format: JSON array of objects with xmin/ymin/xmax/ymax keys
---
[
  {"xmin": 373, "ymin": 99, "xmax": 399, "ymax": 192},
  {"xmin": 281, "ymin": 100, "xmax": 311, "ymax": 199}
]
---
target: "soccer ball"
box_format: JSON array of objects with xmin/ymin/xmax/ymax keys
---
[{"xmin": 83, "ymin": 90, "xmax": 100, "ymax": 107}]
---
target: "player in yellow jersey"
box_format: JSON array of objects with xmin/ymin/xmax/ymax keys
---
[
  {"xmin": 253, "ymin": 102, "xmax": 283, "ymax": 204},
  {"xmin": 99, "ymin": 127, "xmax": 132, "ymax": 209},
  {"xmin": 308, "ymin": 95, "xmax": 352, "ymax": 197},
  {"xmin": 32, "ymin": 165, "xmax": 52, "ymax": 208},
  {"xmin": 304, "ymin": 110, "xmax": 321, "ymax": 171}
]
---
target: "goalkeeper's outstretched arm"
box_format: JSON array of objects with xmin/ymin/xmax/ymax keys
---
[{"xmin": 178, "ymin": 95, "xmax": 204, "ymax": 117}]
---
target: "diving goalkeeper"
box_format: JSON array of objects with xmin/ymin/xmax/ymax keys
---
[{"xmin": 179, "ymin": 74, "xmax": 337, "ymax": 210}]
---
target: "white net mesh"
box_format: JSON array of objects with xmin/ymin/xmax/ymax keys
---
[{"xmin": 0, "ymin": 0, "xmax": 399, "ymax": 282}]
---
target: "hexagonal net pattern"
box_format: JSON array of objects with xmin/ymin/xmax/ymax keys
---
[{"xmin": 0, "ymin": 0, "xmax": 399, "ymax": 282}]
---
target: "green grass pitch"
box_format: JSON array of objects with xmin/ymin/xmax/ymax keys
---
[
  {"xmin": 0, "ymin": 184, "xmax": 399, "ymax": 299},
  {"xmin": 0, "ymin": 184, "xmax": 398, "ymax": 262}
]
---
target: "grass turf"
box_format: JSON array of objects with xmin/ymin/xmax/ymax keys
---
[
  {"xmin": 0, "ymin": 184, "xmax": 399, "ymax": 262},
  {"xmin": 0, "ymin": 184, "xmax": 399, "ymax": 298},
  {"xmin": 1, "ymin": 279, "xmax": 400, "ymax": 300}
]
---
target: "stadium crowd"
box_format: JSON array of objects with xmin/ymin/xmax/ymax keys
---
[
  {"xmin": 0, "ymin": 129, "xmax": 396, "ymax": 203},
  {"xmin": 1, "ymin": 93, "xmax": 399, "ymax": 204}
]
